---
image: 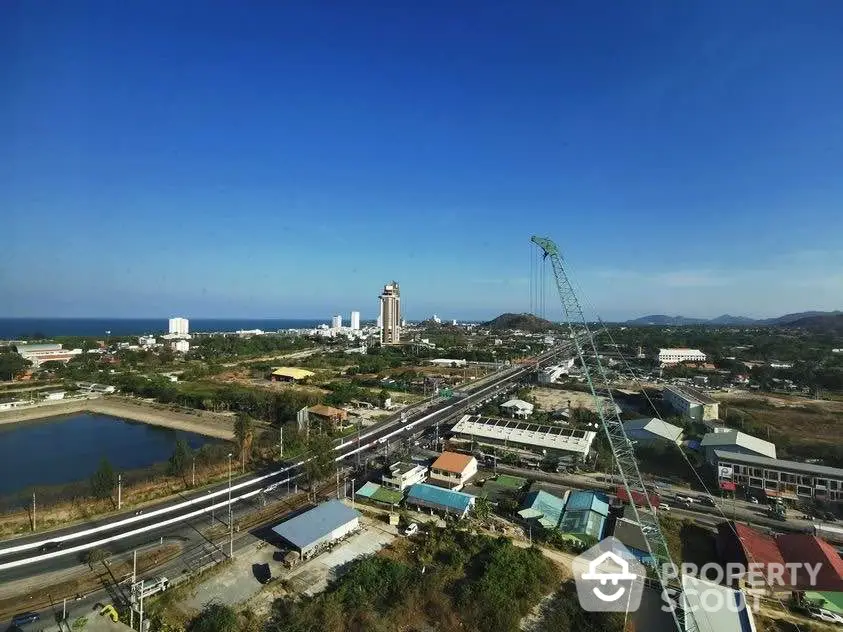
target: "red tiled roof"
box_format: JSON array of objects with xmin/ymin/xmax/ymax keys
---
[
  {"xmin": 776, "ymin": 534, "xmax": 843, "ymax": 592},
  {"xmin": 733, "ymin": 522, "xmax": 785, "ymax": 567}
]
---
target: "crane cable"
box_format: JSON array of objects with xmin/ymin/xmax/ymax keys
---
[{"xmin": 561, "ymin": 259, "xmax": 807, "ymax": 632}]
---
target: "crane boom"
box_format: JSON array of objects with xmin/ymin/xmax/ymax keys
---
[{"xmin": 530, "ymin": 236, "xmax": 692, "ymax": 632}]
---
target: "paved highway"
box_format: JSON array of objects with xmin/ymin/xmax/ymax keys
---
[{"xmin": 0, "ymin": 343, "xmax": 573, "ymax": 577}]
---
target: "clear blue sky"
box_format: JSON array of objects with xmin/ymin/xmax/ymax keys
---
[{"xmin": 3, "ymin": 1, "xmax": 842, "ymax": 321}]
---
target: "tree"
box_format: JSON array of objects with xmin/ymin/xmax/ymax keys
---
[
  {"xmin": 234, "ymin": 412, "xmax": 255, "ymax": 465},
  {"xmin": 303, "ymin": 434, "xmax": 335, "ymax": 489},
  {"xmin": 378, "ymin": 389, "xmax": 391, "ymax": 407},
  {"xmin": 188, "ymin": 602, "xmax": 238, "ymax": 632},
  {"xmin": 168, "ymin": 439, "xmax": 192, "ymax": 481},
  {"xmin": 473, "ymin": 497, "xmax": 492, "ymax": 525},
  {"xmin": 0, "ymin": 352, "xmax": 31, "ymax": 380},
  {"xmin": 90, "ymin": 458, "xmax": 117, "ymax": 500}
]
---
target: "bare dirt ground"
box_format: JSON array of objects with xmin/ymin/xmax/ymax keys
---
[
  {"xmin": 719, "ymin": 391, "xmax": 843, "ymax": 445},
  {"xmin": 529, "ymin": 387, "xmax": 601, "ymax": 412}
]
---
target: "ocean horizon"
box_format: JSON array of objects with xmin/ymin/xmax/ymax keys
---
[{"xmin": 0, "ymin": 317, "xmax": 340, "ymax": 339}]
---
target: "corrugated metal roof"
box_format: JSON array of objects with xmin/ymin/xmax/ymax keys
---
[
  {"xmin": 731, "ymin": 522, "xmax": 785, "ymax": 567},
  {"xmin": 776, "ymin": 534, "xmax": 843, "ymax": 592},
  {"xmin": 271, "ymin": 367, "xmax": 315, "ymax": 380},
  {"xmin": 271, "ymin": 500, "xmax": 360, "ymax": 551},
  {"xmin": 518, "ymin": 490, "xmax": 567, "ymax": 527},
  {"xmin": 451, "ymin": 415, "xmax": 596, "ymax": 456},
  {"xmin": 406, "ymin": 483, "xmax": 474, "ymax": 512},
  {"xmin": 701, "ymin": 431, "xmax": 776, "ymax": 459},
  {"xmin": 713, "ymin": 450, "xmax": 843, "ymax": 478},
  {"xmin": 564, "ymin": 490, "xmax": 609, "ymax": 515},
  {"xmin": 682, "ymin": 576, "xmax": 757, "ymax": 632},
  {"xmin": 624, "ymin": 418, "xmax": 683, "ymax": 443}
]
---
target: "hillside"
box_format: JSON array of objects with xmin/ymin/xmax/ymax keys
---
[
  {"xmin": 625, "ymin": 310, "xmax": 841, "ymax": 327},
  {"xmin": 781, "ymin": 313, "xmax": 843, "ymax": 334},
  {"xmin": 485, "ymin": 312, "xmax": 557, "ymax": 332}
]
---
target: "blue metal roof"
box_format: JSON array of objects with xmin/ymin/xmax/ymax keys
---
[
  {"xmin": 271, "ymin": 500, "xmax": 361, "ymax": 551},
  {"xmin": 406, "ymin": 483, "xmax": 474, "ymax": 512},
  {"xmin": 518, "ymin": 490, "xmax": 567, "ymax": 527},
  {"xmin": 564, "ymin": 490, "xmax": 609, "ymax": 515}
]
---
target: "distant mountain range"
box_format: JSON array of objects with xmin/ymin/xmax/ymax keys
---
[{"xmin": 625, "ymin": 311, "xmax": 843, "ymax": 328}]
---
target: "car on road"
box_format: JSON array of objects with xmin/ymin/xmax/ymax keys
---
[
  {"xmin": 404, "ymin": 523, "xmax": 419, "ymax": 536},
  {"xmin": 699, "ymin": 496, "xmax": 716, "ymax": 507},
  {"xmin": 39, "ymin": 541, "xmax": 63, "ymax": 553},
  {"xmin": 658, "ymin": 503, "xmax": 671, "ymax": 512},
  {"xmin": 748, "ymin": 497, "xmax": 760, "ymax": 504},
  {"xmin": 11, "ymin": 612, "xmax": 41, "ymax": 627}
]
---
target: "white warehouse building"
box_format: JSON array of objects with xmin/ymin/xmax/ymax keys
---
[{"xmin": 658, "ymin": 348, "xmax": 707, "ymax": 365}]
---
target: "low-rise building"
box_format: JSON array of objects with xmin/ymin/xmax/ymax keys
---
[
  {"xmin": 354, "ymin": 481, "xmax": 404, "ymax": 507},
  {"xmin": 713, "ymin": 450, "xmax": 843, "ymax": 502},
  {"xmin": 557, "ymin": 490, "xmax": 609, "ymax": 543},
  {"xmin": 500, "ymin": 398, "xmax": 534, "ymax": 418},
  {"xmin": 518, "ymin": 489, "xmax": 568, "ymax": 530},
  {"xmin": 43, "ymin": 390, "xmax": 66, "ymax": 401},
  {"xmin": 663, "ymin": 384, "xmax": 719, "ymax": 421},
  {"xmin": 623, "ymin": 418, "xmax": 683, "ymax": 446},
  {"xmin": 138, "ymin": 336, "xmax": 157, "ymax": 346},
  {"xmin": 450, "ymin": 414, "xmax": 597, "ymax": 459},
  {"xmin": 170, "ymin": 339, "xmax": 190, "ymax": 353},
  {"xmin": 308, "ymin": 404, "xmax": 349, "ymax": 430},
  {"xmin": 14, "ymin": 343, "xmax": 82, "ymax": 368},
  {"xmin": 702, "ymin": 418, "xmax": 730, "ymax": 433},
  {"xmin": 271, "ymin": 500, "xmax": 360, "ymax": 560},
  {"xmin": 429, "ymin": 358, "xmax": 467, "ymax": 367},
  {"xmin": 270, "ymin": 367, "xmax": 315, "ymax": 382},
  {"xmin": 611, "ymin": 515, "xmax": 655, "ymax": 566},
  {"xmin": 382, "ymin": 461, "xmax": 428, "ymax": 491},
  {"xmin": 658, "ymin": 348, "xmax": 707, "ymax": 365},
  {"xmin": 701, "ymin": 431, "xmax": 776, "ymax": 464},
  {"xmin": 405, "ymin": 483, "xmax": 475, "ymax": 519},
  {"xmin": 428, "ymin": 451, "xmax": 478, "ymax": 490}
]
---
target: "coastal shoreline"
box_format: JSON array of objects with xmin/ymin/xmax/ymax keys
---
[{"xmin": 0, "ymin": 396, "xmax": 235, "ymax": 440}]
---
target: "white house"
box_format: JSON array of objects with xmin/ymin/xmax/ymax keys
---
[
  {"xmin": 382, "ymin": 461, "xmax": 428, "ymax": 491},
  {"xmin": 500, "ymin": 399, "xmax": 535, "ymax": 418},
  {"xmin": 658, "ymin": 348, "xmax": 707, "ymax": 365},
  {"xmin": 43, "ymin": 391, "xmax": 66, "ymax": 401},
  {"xmin": 428, "ymin": 451, "xmax": 478, "ymax": 491}
]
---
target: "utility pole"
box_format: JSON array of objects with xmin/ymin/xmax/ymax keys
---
[
  {"xmin": 279, "ymin": 425, "xmax": 283, "ymax": 458},
  {"xmin": 129, "ymin": 551, "xmax": 137, "ymax": 630},
  {"xmin": 62, "ymin": 598, "xmax": 67, "ymax": 632},
  {"xmin": 138, "ymin": 580, "xmax": 144, "ymax": 632},
  {"xmin": 192, "ymin": 457, "xmax": 195, "ymax": 487},
  {"xmin": 336, "ymin": 468, "xmax": 340, "ymax": 499},
  {"xmin": 350, "ymin": 478, "xmax": 355, "ymax": 508},
  {"xmin": 118, "ymin": 474, "xmax": 122, "ymax": 510},
  {"xmin": 227, "ymin": 453, "xmax": 233, "ymax": 560},
  {"xmin": 31, "ymin": 492, "xmax": 36, "ymax": 531}
]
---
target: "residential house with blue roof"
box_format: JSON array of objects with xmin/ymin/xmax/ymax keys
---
[
  {"xmin": 406, "ymin": 483, "xmax": 475, "ymax": 519},
  {"xmin": 517, "ymin": 489, "xmax": 568, "ymax": 530},
  {"xmin": 557, "ymin": 490, "xmax": 609, "ymax": 543}
]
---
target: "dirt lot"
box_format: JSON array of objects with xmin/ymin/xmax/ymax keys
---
[
  {"xmin": 529, "ymin": 387, "xmax": 602, "ymax": 413},
  {"xmin": 719, "ymin": 392, "xmax": 843, "ymax": 446}
]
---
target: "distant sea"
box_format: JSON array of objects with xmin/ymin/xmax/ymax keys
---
[{"xmin": 0, "ymin": 318, "xmax": 329, "ymax": 339}]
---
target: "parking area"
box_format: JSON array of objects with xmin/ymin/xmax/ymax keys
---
[{"xmin": 176, "ymin": 514, "xmax": 396, "ymax": 615}]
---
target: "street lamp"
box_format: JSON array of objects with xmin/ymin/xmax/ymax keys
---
[{"xmin": 227, "ymin": 453, "xmax": 233, "ymax": 559}]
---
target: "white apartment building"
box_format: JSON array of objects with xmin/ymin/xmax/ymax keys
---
[
  {"xmin": 168, "ymin": 317, "xmax": 189, "ymax": 336},
  {"xmin": 658, "ymin": 348, "xmax": 707, "ymax": 365},
  {"xmin": 382, "ymin": 461, "xmax": 428, "ymax": 491},
  {"xmin": 663, "ymin": 384, "xmax": 719, "ymax": 422},
  {"xmin": 331, "ymin": 315, "xmax": 342, "ymax": 330},
  {"xmin": 428, "ymin": 451, "xmax": 478, "ymax": 491},
  {"xmin": 379, "ymin": 281, "xmax": 401, "ymax": 345},
  {"xmin": 350, "ymin": 311, "xmax": 360, "ymax": 330},
  {"xmin": 171, "ymin": 339, "xmax": 190, "ymax": 353},
  {"xmin": 138, "ymin": 336, "xmax": 157, "ymax": 347}
]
